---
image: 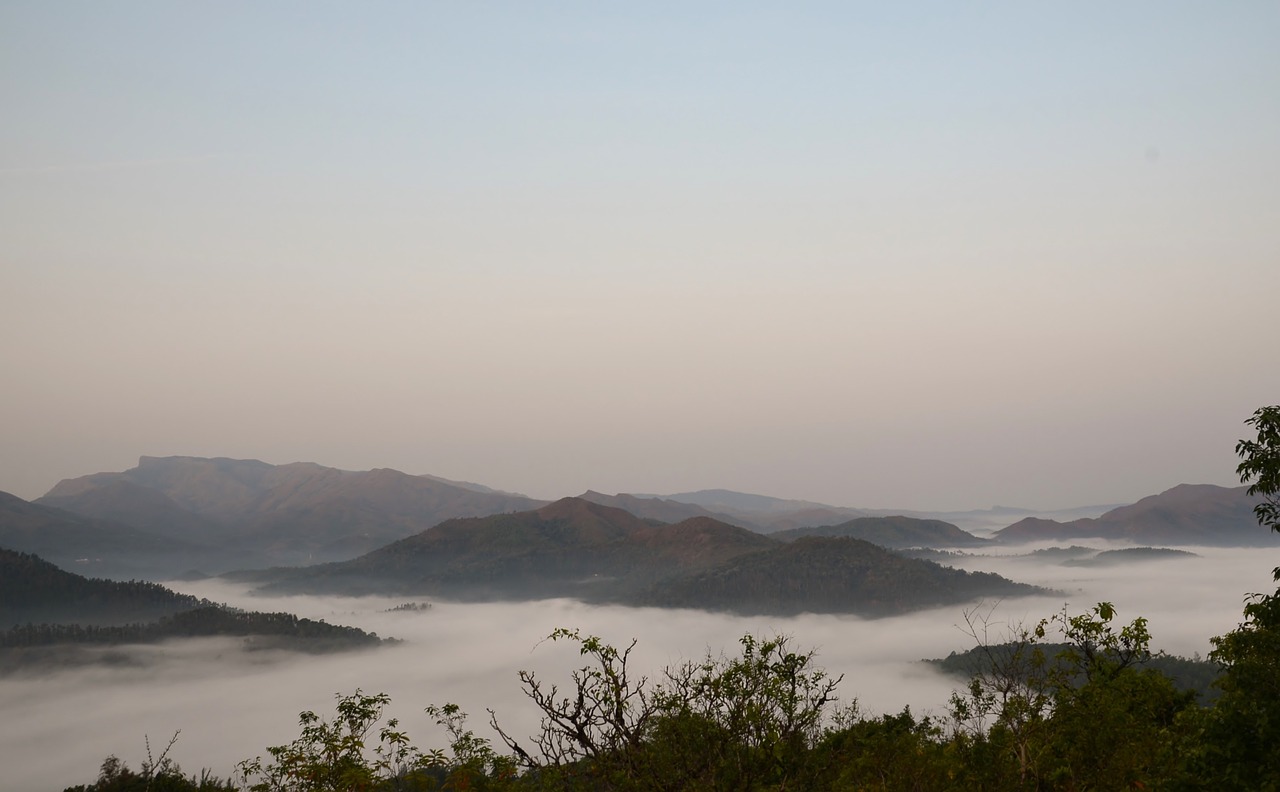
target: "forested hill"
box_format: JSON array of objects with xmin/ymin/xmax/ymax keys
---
[
  {"xmin": 252, "ymin": 497, "xmax": 779, "ymax": 599},
  {"xmin": 0, "ymin": 547, "xmax": 206, "ymax": 627},
  {"xmin": 247, "ymin": 498, "xmax": 1045, "ymax": 616},
  {"xmin": 642, "ymin": 537, "xmax": 1043, "ymax": 616},
  {"xmin": 0, "ymin": 548, "xmax": 386, "ymax": 659},
  {"xmin": 771, "ymin": 515, "xmax": 992, "ymax": 548}
]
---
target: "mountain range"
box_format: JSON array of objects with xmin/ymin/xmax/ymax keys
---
[
  {"xmin": 993, "ymin": 484, "xmax": 1273, "ymax": 546},
  {"xmin": 2, "ymin": 456, "xmax": 1273, "ymax": 614},
  {"xmin": 245, "ymin": 497, "xmax": 1045, "ymax": 616},
  {"xmin": 771, "ymin": 516, "xmax": 994, "ymax": 549},
  {"xmin": 35, "ymin": 455, "xmax": 545, "ymax": 570},
  {"xmin": 0, "ymin": 490, "xmax": 221, "ymax": 578}
]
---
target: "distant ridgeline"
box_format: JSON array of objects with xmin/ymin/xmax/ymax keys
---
[
  {"xmin": 247, "ymin": 498, "xmax": 1047, "ymax": 617},
  {"xmin": 0, "ymin": 549, "xmax": 386, "ymax": 664},
  {"xmin": 22, "ymin": 455, "xmax": 547, "ymax": 574},
  {"xmin": 3, "ymin": 456, "xmax": 1273, "ymax": 588},
  {"xmin": 770, "ymin": 515, "xmax": 994, "ymax": 548},
  {"xmin": 993, "ymin": 484, "xmax": 1273, "ymax": 546}
]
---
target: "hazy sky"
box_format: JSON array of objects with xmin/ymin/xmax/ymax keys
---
[{"xmin": 2, "ymin": 2, "xmax": 1277, "ymax": 510}]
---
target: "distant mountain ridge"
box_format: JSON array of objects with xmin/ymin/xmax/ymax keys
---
[
  {"xmin": 993, "ymin": 484, "xmax": 1273, "ymax": 546},
  {"xmin": 772, "ymin": 516, "xmax": 992, "ymax": 549},
  {"xmin": 0, "ymin": 490, "xmax": 220, "ymax": 578},
  {"xmin": 632, "ymin": 489, "xmax": 874, "ymax": 533},
  {"xmin": 249, "ymin": 497, "xmax": 1045, "ymax": 616},
  {"xmin": 637, "ymin": 489, "xmax": 1119, "ymax": 535},
  {"xmin": 37, "ymin": 456, "xmax": 547, "ymax": 568},
  {"xmin": 576, "ymin": 490, "xmax": 759, "ymax": 530}
]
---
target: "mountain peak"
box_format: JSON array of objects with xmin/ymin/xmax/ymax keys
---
[{"xmin": 534, "ymin": 496, "xmax": 642, "ymax": 525}]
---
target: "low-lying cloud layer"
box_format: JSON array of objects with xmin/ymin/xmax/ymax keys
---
[{"xmin": 2, "ymin": 545, "xmax": 1273, "ymax": 789}]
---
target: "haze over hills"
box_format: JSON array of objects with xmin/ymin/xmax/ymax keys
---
[
  {"xmin": 37, "ymin": 455, "xmax": 547, "ymax": 568},
  {"xmin": 639, "ymin": 489, "xmax": 1120, "ymax": 535},
  {"xmin": 576, "ymin": 490, "xmax": 759, "ymax": 530},
  {"xmin": 0, "ymin": 490, "xmax": 221, "ymax": 578},
  {"xmin": 246, "ymin": 497, "xmax": 1046, "ymax": 616},
  {"xmin": 993, "ymin": 484, "xmax": 1274, "ymax": 546},
  {"xmin": 0, "ymin": 548, "xmax": 385, "ymax": 664},
  {"xmin": 635, "ymin": 489, "xmax": 874, "ymax": 533},
  {"xmin": 250, "ymin": 497, "xmax": 779, "ymax": 600},
  {"xmin": 8, "ymin": 454, "xmax": 1271, "ymax": 595},
  {"xmin": 771, "ymin": 516, "xmax": 993, "ymax": 549}
]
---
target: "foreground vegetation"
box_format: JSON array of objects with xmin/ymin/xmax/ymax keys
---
[
  {"xmin": 61, "ymin": 406, "xmax": 1280, "ymax": 790},
  {"xmin": 61, "ymin": 598, "xmax": 1280, "ymax": 791}
]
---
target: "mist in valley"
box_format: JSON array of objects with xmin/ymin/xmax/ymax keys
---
[{"xmin": 3, "ymin": 544, "xmax": 1274, "ymax": 790}]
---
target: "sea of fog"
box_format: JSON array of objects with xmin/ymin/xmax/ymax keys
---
[{"xmin": 3, "ymin": 543, "xmax": 1276, "ymax": 790}]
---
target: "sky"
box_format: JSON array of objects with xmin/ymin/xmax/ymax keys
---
[{"xmin": 2, "ymin": 2, "xmax": 1278, "ymax": 511}]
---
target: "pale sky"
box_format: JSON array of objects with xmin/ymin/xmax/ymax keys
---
[{"xmin": 2, "ymin": 2, "xmax": 1277, "ymax": 511}]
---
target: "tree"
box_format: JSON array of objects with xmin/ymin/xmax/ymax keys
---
[
  {"xmin": 236, "ymin": 691, "xmax": 431, "ymax": 792},
  {"xmin": 1189, "ymin": 406, "xmax": 1280, "ymax": 789},
  {"xmin": 488, "ymin": 630, "xmax": 845, "ymax": 791},
  {"xmin": 1236, "ymin": 405, "xmax": 1280, "ymax": 538},
  {"xmin": 946, "ymin": 603, "xmax": 1197, "ymax": 789}
]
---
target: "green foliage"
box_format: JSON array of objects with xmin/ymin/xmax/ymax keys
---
[
  {"xmin": 1237, "ymin": 404, "xmax": 1280, "ymax": 539},
  {"xmin": 650, "ymin": 633, "xmax": 843, "ymax": 790},
  {"xmin": 813, "ymin": 707, "xmax": 952, "ymax": 791},
  {"xmin": 1185, "ymin": 405, "xmax": 1280, "ymax": 788},
  {"xmin": 489, "ymin": 629, "xmax": 845, "ymax": 791},
  {"xmin": 424, "ymin": 703, "xmax": 516, "ymax": 790},
  {"xmin": 946, "ymin": 602, "xmax": 1199, "ymax": 789},
  {"xmin": 1197, "ymin": 590, "xmax": 1280, "ymax": 790},
  {"xmin": 237, "ymin": 691, "xmax": 433, "ymax": 792},
  {"xmin": 487, "ymin": 627, "xmax": 659, "ymax": 788}
]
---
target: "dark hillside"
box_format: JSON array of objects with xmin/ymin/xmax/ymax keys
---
[
  {"xmin": 252, "ymin": 502, "xmax": 1043, "ymax": 617},
  {"xmin": 643, "ymin": 537, "xmax": 1045, "ymax": 617},
  {"xmin": 0, "ymin": 547, "xmax": 205, "ymax": 626},
  {"xmin": 258, "ymin": 498, "xmax": 778, "ymax": 600}
]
